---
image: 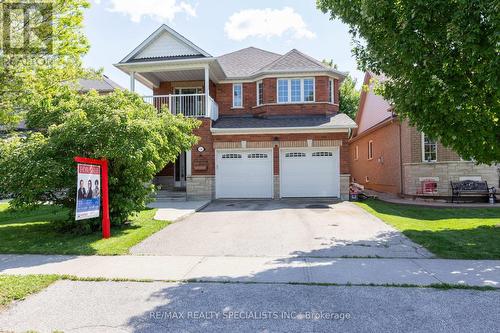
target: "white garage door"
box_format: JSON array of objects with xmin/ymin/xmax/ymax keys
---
[
  {"xmin": 280, "ymin": 148, "xmax": 340, "ymax": 197},
  {"xmin": 216, "ymin": 149, "xmax": 273, "ymax": 199}
]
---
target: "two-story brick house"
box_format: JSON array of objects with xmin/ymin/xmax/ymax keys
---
[
  {"xmin": 115, "ymin": 25, "xmax": 356, "ymax": 200},
  {"xmin": 350, "ymin": 72, "xmax": 499, "ymax": 198}
]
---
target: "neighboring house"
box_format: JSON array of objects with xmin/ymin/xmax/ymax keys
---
[
  {"xmin": 350, "ymin": 72, "xmax": 499, "ymax": 198},
  {"xmin": 115, "ymin": 24, "xmax": 356, "ymax": 200},
  {"xmin": 0, "ymin": 75, "xmax": 122, "ymax": 134},
  {"xmin": 76, "ymin": 75, "xmax": 123, "ymax": 94}
]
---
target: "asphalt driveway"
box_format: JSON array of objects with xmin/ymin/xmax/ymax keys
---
[{"xmin": 131, "ymin": 200, "xmax": 432, "ymax": 258}]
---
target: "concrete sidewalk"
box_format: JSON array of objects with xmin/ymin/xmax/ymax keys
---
[{"xmin": 1, "ymin": 254, "xmax": 499, "ymax": 287}]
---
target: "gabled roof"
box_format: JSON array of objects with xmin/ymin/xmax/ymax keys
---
[
  {"xmin": 120, "ymin": 24, "xmax": 211, "ymax": 63},
  {"xmin": 216, "ymin": 47, "xmax": 281, "ymax": 78},
  {"xmin": 352, "ymin": 71, "xmax": 393, "ymax": 137},
  {"xmin": 260, "ymin": 49, "xmax": 330, "ymax": 72},
  {"xmin": 216, "ymin": 47, "xmax": 346, "ymax": 80}
]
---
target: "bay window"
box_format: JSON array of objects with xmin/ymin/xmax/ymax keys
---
[
  {"xmin": 233, "ymin": 83, "xmax": 242, "ymax": 108},
  {"xmin": 277, "ymin": 78, "xmax": 315, "ymax": 103},
  {"xmin": 329, "ymin": 79, "xmax": 334, "ymax": 103},
  {"xmin": 257, "ymin": 81, "xmax": 263, "ymax": 105},
  {"xmin": 277, "ymin": 79, "xmax": 289, "ymax": 103}
]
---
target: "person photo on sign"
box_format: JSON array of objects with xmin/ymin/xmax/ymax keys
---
[
  {"xmin": 86, "ymin": 179, "xmax": 93, "ymax": 199},
  {"xmin": 78, "ymin": 179, "xmax": 87, "ymax": 199},
  {"xmin": 93, "ymin": 179, "xmax": 100, "ymax": 199}
]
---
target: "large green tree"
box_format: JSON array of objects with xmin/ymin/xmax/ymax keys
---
[
  {"xmin": 322, "ymin": 60, "xmax": 360, "ymax": 119},
  {"xmin": 339, "ymin": 75, "xmax": 360, "ymax": 120},
  {"xmin": 0, "ymin": 0, "xmax": 92, "ymax": 128},
  {"xmin": 0, "ymin": 91, "xmax": 199, "ymax": 230},
  {"xmin": 318, "ymin": 0, "xmax": 499, "ymax": 163}
]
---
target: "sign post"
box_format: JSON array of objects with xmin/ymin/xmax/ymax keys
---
[{"xmin": 74, "ymin": 157, "xmax": 110, "ymax": 239}]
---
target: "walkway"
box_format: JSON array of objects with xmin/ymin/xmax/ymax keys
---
[{"xmin": 1, "ymin": 254, "xmax": 498, "ymax": 287}]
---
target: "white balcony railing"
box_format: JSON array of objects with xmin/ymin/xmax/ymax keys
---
[{"xmin": 142, "ymin": 94, "xmax": 218, "ymax": 120}]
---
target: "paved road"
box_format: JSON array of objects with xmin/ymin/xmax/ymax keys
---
[
  {"xmin": 0, "ymin": 280, "xmax": 498, "ymax": 333},
  {"xmin": 131, "ymin": 200, "xmax": 432, "ymax": 258}
]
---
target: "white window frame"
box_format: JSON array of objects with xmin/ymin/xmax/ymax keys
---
[
  {"xmin": 256, "ymin": 81, "xmax": 263, "ymax": 106},
  {"xmin": 232, "ymin": 83, "xmax": 243, "ymax": 108},
  {"xmin": 354, "ymin": 145, "xmax": 359, "ymax": 160},
  {"xmin": 329, "ymin": 79, "xmax": 334, "ymax": 103},
  {"xmin": 276, "ymin": 78, "xmax": 315, "ymax": 104},
  {"xmin": 421, "ymin": 133, "xmax": 437, "ymax": 162},
  {"xmin": 368, "ymin": 141, "xmax": 373, "ymax": 160}
]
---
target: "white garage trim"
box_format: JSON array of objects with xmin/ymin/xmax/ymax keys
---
[
  {"xmin": 215, "ymin": 148, "xmax": 274, "ymax": 199},
  {"xmin": 279, "ymin": 147, "xmax": 340, "ymax": 198}
]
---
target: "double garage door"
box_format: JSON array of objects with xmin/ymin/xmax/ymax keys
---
[{"xmin": 215, "ymin": 148, "xmax": 339, "ymax": 198}]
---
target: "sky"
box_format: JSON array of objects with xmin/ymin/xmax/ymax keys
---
[{"xmin": 83, "ymin": 0, "xmax": 364, "ymax": 95}]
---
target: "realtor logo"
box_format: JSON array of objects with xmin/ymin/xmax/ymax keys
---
[{"xmin": 2, "ymin": 1, "xmax": 53, "ymax": 55}]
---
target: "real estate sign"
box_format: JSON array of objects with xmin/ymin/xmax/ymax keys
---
[{"xmin": 76, "ymin": 163, "xmax": 101, "ymax": 220}]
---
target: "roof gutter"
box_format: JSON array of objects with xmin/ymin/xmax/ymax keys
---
[{"xmin": 211, "ymin": 126, "xmax": 355, "ymax": 135}]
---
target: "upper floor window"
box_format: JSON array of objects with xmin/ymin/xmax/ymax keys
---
[
  {"xmin": 277, "ymin": 78, "xmax": 315, "ymax": 103},
  {"xmin": 368, "ymin": 141, "xmax": 373, "ymax": 160},
  {"xmin": 233, "ymin": 83, "xmax": 242, "ymax": 108},
  {"xmin": 277, "ymin": 79, "xmax": 289, "ymax": 103},
  {"xmin": 303, "ymin": 79, "xmax": 314, "ymax": 102},
  {"xmin": 354, "ymin": 145, "xmax": 359, "ymax": 160},
  {"xmin": 422, "ymin": 133, "xmax": 437, "ymax": 162},
  {"xmin": 329, "ymin": 79, "xmax": 334, "ymax": 103},
  {"xmin": 257, "ymin": 81, "xmax": 263, "ymax": 106}
]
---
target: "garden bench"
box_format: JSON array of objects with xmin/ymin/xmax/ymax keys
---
[{"xmin": 450, "ymin": 180, "xmax": 494, "ymax": 203}]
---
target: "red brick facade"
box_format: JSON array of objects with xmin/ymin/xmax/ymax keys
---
[
  {"xmin": 216, "ymin": 76, "xmax": 339, "ymax": 117},
  {"xmin": 155, "ymin": 74, "xmax": 350, "ymax": 195},
  {"xmin": 349, "ymin": 120, "xmax": 402, "ymax": 194}
]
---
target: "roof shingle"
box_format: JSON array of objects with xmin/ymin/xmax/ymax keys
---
[{"xmin": 216, "ymin": 47, "xmax": 281, "ymax": 78}]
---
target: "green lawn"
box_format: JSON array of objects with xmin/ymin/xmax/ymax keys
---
[
  {"xmin": 0, "ymin": 274, "xmax": 60, "ymax": 309},
  {"xmin": 356, "ymin": 200, "xmax": 500, "ymax": 259},
  {"xmin": 0, "ymin": 203, "xmax": 169, "ymax": 255}
]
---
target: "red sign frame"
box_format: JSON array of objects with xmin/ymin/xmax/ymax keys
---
[{"xmin": 74, "ymin": 157, "xmax": 110, "ymax": 239}]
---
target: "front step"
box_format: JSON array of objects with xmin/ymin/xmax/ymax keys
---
[{"xmin": 154, "ymin": 190, "xmax": 187, "ymax": 201}]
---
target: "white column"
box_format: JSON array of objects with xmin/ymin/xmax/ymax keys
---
[
  {"xmin": 204, "ymin": 65, "xmax": 210, "ymax": 117},
  {"xmin": 130, "ymin": 71, "xmax": 136, "ymax": 92}
]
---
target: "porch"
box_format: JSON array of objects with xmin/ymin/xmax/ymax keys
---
[
  {"xmin": 142, "ymin": 93, "xmax": 218, "ymax": 120},
  {"xmin": 154, "ymin": 151, "xmax": 190, "ymax": 192}
]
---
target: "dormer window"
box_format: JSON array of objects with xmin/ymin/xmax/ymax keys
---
[
  {"xmin": 233, "ymin": 83, "xmax": 243, "ymax": 108},
  {"xmin": 277, "ymin": 78, "xmax": 315, "ymax": 103}
]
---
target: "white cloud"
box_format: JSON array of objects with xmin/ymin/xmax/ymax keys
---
[
  {"xmin": 225, "ymin": 7, "xmax": 316, "ymax": 41},
  {"xmin": 107, "ymin": 0, "xmax": 196, "ymax": 23}
]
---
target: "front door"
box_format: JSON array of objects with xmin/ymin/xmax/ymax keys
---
[
  {"xmin": 174, "ymin": 152, "xmax": 186, "ymax": 188},
  {"xmin": 173, "ymin": 87, "xmax": 202, "ymax": 116}
]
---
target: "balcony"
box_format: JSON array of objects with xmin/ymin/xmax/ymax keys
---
[{"xmin": 143, "ymin": 94, "xmax": 218, "ymax": 121}]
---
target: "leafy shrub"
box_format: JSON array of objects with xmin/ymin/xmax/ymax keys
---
[{"xmin": 0, "ymin": 90, "xmax": 199, "ymax": 230}]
